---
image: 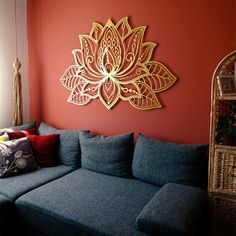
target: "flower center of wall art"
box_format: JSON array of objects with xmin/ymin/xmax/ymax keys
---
[{"xmin": 60, "ymin": 17, "xmax": 177, "ymax": 110}]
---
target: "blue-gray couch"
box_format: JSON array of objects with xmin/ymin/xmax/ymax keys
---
[{"xmin": 0, "ymin": 122, "xmax": 208, "ymax": 236}]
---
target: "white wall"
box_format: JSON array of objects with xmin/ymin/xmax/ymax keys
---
[{"xmin": 0, "ymin": 0, "xmax": 29, "ymax": 128}]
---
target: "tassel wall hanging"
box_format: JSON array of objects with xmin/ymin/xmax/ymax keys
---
[{"xmin": 12, "ymin": 0, "xmax": 23, "ymax": 126}]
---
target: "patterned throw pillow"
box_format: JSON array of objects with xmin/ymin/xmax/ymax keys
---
[{"xmin": 0, "ymin": 138, "xmax": 39, "ymax": 178}]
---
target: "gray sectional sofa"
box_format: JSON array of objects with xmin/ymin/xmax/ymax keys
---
[{"xmin": 0, "ymin": 122, "xmax": 208, "ymax": 236}]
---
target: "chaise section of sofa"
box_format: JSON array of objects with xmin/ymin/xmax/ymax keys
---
[{"xmin": 16, "ymin": 168, "xmax": 160, "ymax": 236}]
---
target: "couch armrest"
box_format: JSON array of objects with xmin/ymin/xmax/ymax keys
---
[{"xmin": 136, "ymin": 183, "xmax": 206, "ymax": 236}]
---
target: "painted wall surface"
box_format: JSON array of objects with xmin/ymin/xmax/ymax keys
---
[
  {"xmin": 27, "ymin": 0, "xmax": 236, "ymax": 143},
  {"xmin": 0, "ymin": 0, "xmax": 29, "ymax": 128}
]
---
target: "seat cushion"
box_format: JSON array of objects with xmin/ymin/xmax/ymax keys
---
[
  {"xmin": 136, "ymin": 183, "xmax": 206, "ymax": 236},
  {"xmin": 132, "ymin": 134, "xmax": 208, "ymax": 188},
  {"xmin": 80, "ymin": 132, "xmax": 134, "ymax": 177},
  {"xmin": 0, "ymin": 194, "xmax": 13, "ymax": 236},
  {"xmin": 38, "ymin": 122, "xmax": 87, "ymax": 168},
  {"xmin": 0, "ymin": 165, "xmax": 73, "ymax": 201},
  {"xmin": 16, "ymin": 169, "xmax": 159, "ymax": 236}
]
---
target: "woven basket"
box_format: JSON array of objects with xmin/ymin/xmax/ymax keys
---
[
  {"xmin": 213, "ymin": 147, "xmax": 236, "ymax": 194},
  {"xmin": 212, "ymin": 195, "xmax": 236, "ymax": 236}
]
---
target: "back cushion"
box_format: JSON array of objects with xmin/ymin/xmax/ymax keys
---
[
  {"xmin": 132, "ymin": 134, "xmax": 208, "ymax": 188},
  {"xmin": 38, "ymin": 122, "xmax": 87, "ymax": 168},
  {"xmin": 80, "ymin": 132, "xmax": 134, "ymax": 177},
  {"xmin": 10, "ymin": 121, "xmax": 36, "ymax": 131}
]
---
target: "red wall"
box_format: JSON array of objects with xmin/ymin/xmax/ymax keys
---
[{"xmin": 27, "ymin": 0, "xmax": 236, "ymax": 144}]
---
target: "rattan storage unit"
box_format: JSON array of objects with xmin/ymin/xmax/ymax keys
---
[{"xmin": 209, "ymin": 51, "xmax": 236, "ymax": 236}]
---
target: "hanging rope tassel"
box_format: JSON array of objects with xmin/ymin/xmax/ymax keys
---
[
  {"xmin": 12, "ymin": 58, "xmax": 23, "ymax": 126},
  {"xmin": 12, "ymin": 0, "xmax": 23, "ymax": 126}
]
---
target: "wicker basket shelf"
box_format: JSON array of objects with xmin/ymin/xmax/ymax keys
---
[{"xmin": 209, "ymin": 51, "xmax": 236, "ymax": 235}]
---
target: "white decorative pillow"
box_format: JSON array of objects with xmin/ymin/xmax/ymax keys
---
[
  {"xmin": 0, "ymin": 133, "xmax": 9, "ymax": 141},
  {"xmin": 0, "ymin": 128, "xmax": 13, "ymax": 135}
]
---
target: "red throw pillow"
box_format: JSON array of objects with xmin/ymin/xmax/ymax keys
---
[
  {"xmin": 28, "ymin": 134, "xmax": 59, "ymax": 167},
  {"xmin": 8, "ymin": 128, "xmax": 36, "ymax": 140}
]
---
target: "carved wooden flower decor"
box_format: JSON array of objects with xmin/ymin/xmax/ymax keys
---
[{"xmin": 60, "ymin": 17, "xmax": 177, "ymax": 110}]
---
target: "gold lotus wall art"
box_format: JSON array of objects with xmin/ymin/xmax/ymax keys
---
[{"xmin": 60, "ymin": 17, "xmax": 177, "ymax": 110}]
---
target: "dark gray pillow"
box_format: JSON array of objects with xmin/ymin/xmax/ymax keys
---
[
  {"xmin": 132, "ymin": 134, "xmax": 208, "ymax": 188},
  {"xmin": 80, "ymin": 132, "xmax": 134, "ymax": 177},
  {"xmin": 0, "ymin": 137, "xmax": 39, "ymax": 178},
  {"xmin": 10, "ymin": 121, "xmax": 36, "ymax": 131},
  {"xmin": 38, "ymin": 122, "xmax": 87, "ymax": 168}
]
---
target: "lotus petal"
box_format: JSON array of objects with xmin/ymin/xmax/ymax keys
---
[
  {"xmin": 96, "ymin": 21, "xmax": 124, "ymax": 74},
  {"xmin": 79, "ymin": 35, "xmax": 101, "ymax": 77},
  {"xmin": 119, "ymin": 27, "xmax": 145, "ymax": 75},
  {"xmin": 140, "ymin": 61, "xmax": 177, "ymax": 92},
  {"xmin": 68, "ymin": 83, "xmax": 91, "ymax": 105},
  {"xmin": 118, "ymin": 63, "xmax": 149, "ymax": 83},
  {"xmin": 129, "ymin": 81, "xmax": 161, "ymax": 110},
  {"xmin": 60, "ymin": 65, "xmax": 83, "ymax": 90},
  {"xmin": 116, "ymin": 17, "xmax": 131, "ymax": 38},
  {"xmin": 72, "ymin": 49, "xmax": 83, "ymax": 66},
  {"xmin": 139, "ymin": 42, "xmax": 156, "ymax": 64},
  {"xmin": 90, "ymin": 23, "xmax": 104, "ymax": 41},
  {"xmin": 99, "ymin": 80, "xmax": 120, "ymax": 109}
]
